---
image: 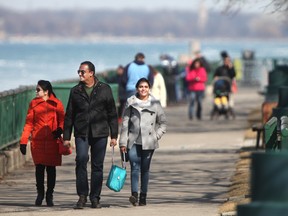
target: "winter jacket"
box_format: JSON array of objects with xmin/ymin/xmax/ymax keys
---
[
  {"xmin": 20, "ymin": 94, "xmax": 65, "ymax": 166},
  {"xmin": 214, "ymin": 65, "xmax": 236, "ymax": 80},
  {"xmin": 63, "ymin": 78, "xmax": 118, "ymax": 140},
  {"xmin": 119, "ymin": 94, "xmax": 167, "ymax": 150},
  {"xmin": 186, "ymin": 67, "xmax": 207, "ymax": 91},
  {"xmin": 151, "ymin": 72, "xmax": 167, "ymax": 108}
]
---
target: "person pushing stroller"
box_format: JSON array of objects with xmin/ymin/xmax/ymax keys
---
[{"xmin": 211, "ymin": 51, "xmax": 236, "ymax": 119}]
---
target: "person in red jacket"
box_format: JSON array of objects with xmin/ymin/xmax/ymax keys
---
[
  {"xmin": 19, "ymin": 80, "xmax": 65, "ymax": 207},
  {"xmin": 185, "ymin": 58, "xmax": 207, "ymax": 120}
]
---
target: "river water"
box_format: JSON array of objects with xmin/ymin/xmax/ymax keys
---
[{"xmin": 0, "ymin": 38, "xmax": 287, "ymax": 92}]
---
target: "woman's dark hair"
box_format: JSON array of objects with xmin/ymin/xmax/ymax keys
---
[
  {"xmin": 135, "ymin": 77, "xmax": 151, "ymax": 89},
  {"xmin": 189, "ymin": 58, "xmax": 202, "ymax": 70},
  {"xmin": 38, "ymin": 80, "xmax": 56, "ymax": 97}
]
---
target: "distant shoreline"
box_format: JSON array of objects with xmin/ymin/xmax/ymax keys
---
[{"xmin": 1, "ymin": 35, "xmax": 288, "ymax": 44}]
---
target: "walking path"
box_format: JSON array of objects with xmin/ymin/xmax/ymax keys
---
[{"xmin": 0, "ymin": 86, "xmax": 263, "ymax": 216}]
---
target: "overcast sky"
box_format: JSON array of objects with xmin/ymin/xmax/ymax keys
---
[{"xmin": 0, "ymin": 0, "xmax": 271, "ymax": 13}]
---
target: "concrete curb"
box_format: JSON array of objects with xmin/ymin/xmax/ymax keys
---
[
  {"xmin": 220, "ymin": 211, "xmax": 237, "ymax": 216},
  {"xmin": 0, "ymin": 143, "xmax": 31, "ymax": 178}
]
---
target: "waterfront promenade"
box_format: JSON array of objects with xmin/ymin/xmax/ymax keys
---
[{"xmin": 0, "ymin": 86, "xmax": 263, "ymax": 216}]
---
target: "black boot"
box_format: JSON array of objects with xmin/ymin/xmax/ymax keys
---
[
  {"xmin": 75, "ymin": 195, "xmax": 87, "ymax": 209},
  {"xmin": 46, "ymin": 166, "xmax": 56, "ymax": 207},
  {"xmin": 35, "ymin": 190, "xmax": 45, "ymax": 206},
  {"xmin": 91, "ymin": 197, "xmax": 101, "ymax": 209},
  {"xmin": 35, "ymin": 165, "xmax": 45, "ymax": 206},
  {"xmin": 129, "ymin": 192, "xmax": 138, "ymax": 206},
  {"xmin": 46, "ymin": 191, "xmax": 54, "ymax": 207},
  {"xmin": 139, "ymin": 193, "xmax": 147, "ymax": 206}
]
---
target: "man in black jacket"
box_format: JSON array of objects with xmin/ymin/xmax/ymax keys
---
[{"xmin": 63, "ymin": 61, "xmax": 118, "ymax": 209}]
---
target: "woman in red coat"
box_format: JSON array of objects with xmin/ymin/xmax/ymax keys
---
[
  {"xmin": 19, "ymin": 80, "xmax": 65, "ymax": 207},
  {"xmin": 185, "ymin": 58, "xmax": 207, "ymax": 120}
]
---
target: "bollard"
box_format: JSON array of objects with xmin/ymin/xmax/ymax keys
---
[
  {"xmin": 271, "ymin": 87, "xmax": 288, "ymax": 120},
  {"xmin": 277, "ymin": 86, "xmax": 288, "ymax": 108},
  {"xmin": 238, "ymin": 152, "xmax": 288, "ymax": 216}
]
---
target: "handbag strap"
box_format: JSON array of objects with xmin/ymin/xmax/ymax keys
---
[{"xmin": 112, "ymin": 146, "xmax": 126, "ymax": 169}]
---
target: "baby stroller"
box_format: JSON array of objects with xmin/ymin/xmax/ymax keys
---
[{"xmin": 210, "ymin": 77, "xmax": 235, "ymax": 119}]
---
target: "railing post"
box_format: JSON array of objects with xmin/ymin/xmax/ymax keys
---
[
  {"xmin": 280, "ymin": 116, "xmax": 288, "ymax": 150},
  {"xmin": 264, "ymin": 117, "xmax": 278, "ymax": 150}
]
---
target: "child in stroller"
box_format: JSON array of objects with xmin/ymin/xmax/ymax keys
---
[{"xmin": 211, "ymin": 76, "xmax": 235, "ymax": 119}]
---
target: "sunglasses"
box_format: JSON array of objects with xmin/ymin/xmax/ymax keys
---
[
  {"xmin": 36, "ymin": 88, "xmax": 42, "ymax": 92},
  {"xmin": 77, "ymin": 70, "xmax": 87, "ymax": 76}
]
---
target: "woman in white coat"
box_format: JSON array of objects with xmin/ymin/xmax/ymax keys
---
[
  {"xmin": 150, "ymin": 66, "xmax": 167, "ymax": 108},
  {"xmin": 119, "ymin": 77, "xmax": 167, "ymax": 206}
]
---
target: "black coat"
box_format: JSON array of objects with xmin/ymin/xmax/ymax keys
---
[
  {"xmin": 63, "ymin": 79, "xmax": 118, "ymax": 140},
  {"xmin": 214, "ymin": 65, "xmax": 236, "ymax": 80}
]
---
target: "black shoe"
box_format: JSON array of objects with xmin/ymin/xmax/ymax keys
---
[
  {"xmin": 46, "ymin": 194, "xmax": 54, "ymax": 207},
  {"xmin": 74, "ymin": 195, "xmax": 87, "ymax": 209},
  {"xmin": 139, "ymin": 193, "xmax": 147, "ymax": 206},
  {"xmin": 91, "ymin": 199, "xmax": 101, "ymax": 209},
  {"xmin": 129, "ymin": 192, "xmax": 138, "ymax": 206},
  {"xmin": 35, "ymin": 193, "xmax": 44, "ymax": 206}
]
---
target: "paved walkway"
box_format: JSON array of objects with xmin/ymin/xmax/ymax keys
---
[{"xmin": 0, "ymin": 86, "xmax": 263, "ymax": 216}]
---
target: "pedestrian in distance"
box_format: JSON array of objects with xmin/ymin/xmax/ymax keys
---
[
  {"xmin": 159, "ymin": 54, "xmax": 180, "ymax": 103},
  {"xmin": 116, "ymin": 65, "xmax": 127, "ymax": 122},
  {"xmin": 122, "ymin": 52, "xmax": 154, "ymax": 99},
  {"xmin": 213, "ymin": 51, "xmax": 237, "ymax": 118},
  {"xmin": 150, "ymin": 65, "xmax": 167, "ymax": 108},
  {"xmin": 119, "ymin": 77, "xmax": 167, "ymax": 206},
  {"xmin": 103, "ymin": 64, "xmax": 126, "ymax": 123},
  {"xmin": 186, "ymin": 58, "xmax": 208, "ymax": 120},
  {"xmin": 214, "ymin": 51, "xmax": 236, "ymax": 82},
  {"xmin": 194, "ymin": 50, "xmax": 211, "ymax": 75},
  {"xmin": 19, "ymin": 80, "xmax": 65, "ymax": 207},
  {"xmin": 63, "ymin": 61, "xmax": 118, "ymax": 209}
]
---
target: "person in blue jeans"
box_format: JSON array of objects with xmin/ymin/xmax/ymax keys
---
[
  {"xmin": 63, "ymin": 61, "xmax": 118, "ymax": 209},
  {"xmin": 119, "ymin": 78, "xmax": 167, "ymax": 206},
  {"xmin": 185, "ymin": 58, "xmax": 207, "ymax": 120}
]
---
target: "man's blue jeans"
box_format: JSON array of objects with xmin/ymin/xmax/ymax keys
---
[
  {"xmin": 128, "ymin": 144, "xmax": 154, "ymax": 194},
  {"xmin": 75, "ymin": 137, "xmax": 107, "ymax": 201}
]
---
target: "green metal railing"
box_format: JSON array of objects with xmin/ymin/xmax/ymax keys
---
[
  {"xmin": 53, "ymin": 82, "xmax": 78, "ymax": 110},
  {"xmin": 0, "ymin": 82, "xmax": 118, "ymax": 150},
  {"xmin": 53, "ymin": 82, "xmax": 119, "ymax": 110},
  {"xmin": 281, "ymin": 116, "xmax": 288, "ymax": 150},
  {"xmin": 264, "ymin": 117, "xmax": 278, "ymax": 150},
  {"xmin": 264, "ymin": 115, "xmax": 288, "ymax": 151},
  {"xmin": 0, "ymin": 87, "xmax": 35, "ymax": 150}
]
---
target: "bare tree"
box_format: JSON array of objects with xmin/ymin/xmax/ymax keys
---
[
  {"xmin": 218, "ymin": 0, "xmax": 288, "ymax": 13},
  {"xmin": 271, "ymin": 0, "xmax": 288, "ymax": 12}
]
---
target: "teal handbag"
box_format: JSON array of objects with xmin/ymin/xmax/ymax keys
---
[{"xmin": 106, "ymin": 147, "xmax": 127, "ymax": 192}]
